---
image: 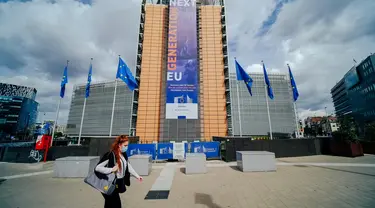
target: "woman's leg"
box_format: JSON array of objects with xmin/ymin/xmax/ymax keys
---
[{"xmin": 102, "ymin": 190, "xmax": 121, "ymax": 208}]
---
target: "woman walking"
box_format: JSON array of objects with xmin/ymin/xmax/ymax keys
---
[{"xmin": 95, "ymin": 135, "xmax": 142, "ymax": 208}]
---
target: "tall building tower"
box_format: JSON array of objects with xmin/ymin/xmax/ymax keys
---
[
  {"xmin": 0, "ymin": 83, "xmax": 39, "ymax": 139},
  {"xmin": 132, "ymin": 0, "xmax": 231, "ymax": 143}
]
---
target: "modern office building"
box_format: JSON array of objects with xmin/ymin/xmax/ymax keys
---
[
  {"xmin": 131, "ymin": 0, "xmax": 231, "ymax": 143},
  {"xmin": 66, "ymin": 81, "xmax": 133, "ymax": 137},
  {"xmin": 0, "ymin": 83, "xmax": 39, "ymax": 139},
  {"xmin": 331, "ymin": 73, "xmax": 352, "ymax": 117},
  {"xmin": 331, "ymin": 54, "xmax": 375, "ymax": 132},
  {"xmin": 230, "ymin": 73, "xmax": 296, "ymax": 136},
  {"xmin": 66, "ymin": 0, "xmax": 298, "ymax": 142}
]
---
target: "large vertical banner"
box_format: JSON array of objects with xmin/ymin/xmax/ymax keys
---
[{"xmin": 166, "ymin": 0, "xmax": 198, "ymax": 119}]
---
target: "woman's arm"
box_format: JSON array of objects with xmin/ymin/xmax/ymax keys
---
[
  {"xmin": 127, "ymin": 162, "xmax": 141, "ymax": 179},
  {"xmin": 95, "ymin": 160, "xmax": 113, "ymax": 174}
]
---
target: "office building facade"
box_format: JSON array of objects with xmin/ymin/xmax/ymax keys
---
[
  {"xmin": 66, "ymin": 0, "xmax": 298, "ymax": 141},
  {"xmin": 131, "ymin": 0, "xmax": 231, "ymax": 143},
  {"xmin": 66, "ymin": 81, "xmax": 133, "ymax": 137},
  {"xmin": 230, "ymin": 73, "xmax": 296, "ymax": 136},
  {"xmin": 347, "ymin": 55, "xmax": 375, "ymax": 129},
  {"xmin": 331, "ymin": 74, "xmax": 352, "ymax": 117},
  {"xmin": 0, "ymin": 83, "xmax": 39, "ymax": 139},
  {"xmin": 331, "ymin": 54, "xmax": 375, "ymax": 133}
]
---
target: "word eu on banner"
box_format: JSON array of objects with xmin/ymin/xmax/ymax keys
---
[{"xmin": 165, "ymin": 0, "xmax": 199, "ymax": 119}]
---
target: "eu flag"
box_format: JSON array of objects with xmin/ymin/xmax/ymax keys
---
[
  {"xmin": 85, "ymin": 63, "xmax": 93, "ymax": 98},
  {"xmin": 288, "ymin": 64, "xmax": 299, "ymax": 101},
  {"xmin": 262, "ymin": 61, "xmax": 274, "ymax": 99},
  {"xmin": 235, "ymin": 59, "xmax": 253, "ymax": 96},
  {"xmin": 60, "ymin": 65, "xmax": 68, "ymax": 98},
  {"xmin": 116, "ymin": 57, "xmax": 138, "ymax": 91}
]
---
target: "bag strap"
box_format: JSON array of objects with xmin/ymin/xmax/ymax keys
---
[
  {"xmin": 112, "ymin": 152, "xmax": 116, "ymax": 166},
  {"xmin": 104, "ymin": 152, "xmax": 117, "ymax": 169}
]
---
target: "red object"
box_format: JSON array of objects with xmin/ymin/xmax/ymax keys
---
[
  {"xmin": 35, "ymin": 135, "xmax": 52, "ymax": 163},
  {"xmin": 35, "ymin": 135, "xmax": 52, "ymax": 151}
]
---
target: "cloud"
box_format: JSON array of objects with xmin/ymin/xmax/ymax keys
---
[
  {"xmin": 0, "ymin": 0, "xmax": 141, "ymax": 124},
  {"xmin": 1, "ymin": 0, "xmax": 375, "ymax": 126},
  {"xmin": 227, "ymin": 0, "xmax": 375, "ymax": 119}
]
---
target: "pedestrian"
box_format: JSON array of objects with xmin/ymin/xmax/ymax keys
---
[{"xmin": 95, "ymin": 135, "xmax": 142, "ymax": 208}]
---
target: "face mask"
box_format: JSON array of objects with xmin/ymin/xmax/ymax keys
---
[{"xmin": 121, "ymin": 146, "xmax": 128, "ymax": 153}]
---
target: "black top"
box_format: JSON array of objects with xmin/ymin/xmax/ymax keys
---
[{"xmin": 95, "ymin": 151, "xmax": 131, "ymax": 192}]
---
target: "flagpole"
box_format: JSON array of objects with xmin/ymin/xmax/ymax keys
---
[
  {"xmin": 51, "ymin": 60, "xmax": 68, "ymax": 146},
  {"xmin": 293, "ymin": 101, "xmax": 300, "ymax": 138},
  {"xmin": 264, "ymin": 85, "xmax": 273, "ymax": 140},
  {"xmin": 78, "ymin": 96, "xmax": 87, "ymax": 145},
  {"xmin": 78, "ymin": 58, "xmax": 92, "ymax": 145},
  {"xmin": 51, "ymin": 98, "xmax": 61, "ymax": 146},
  {"xmin": 110, "ymin": 79, "xmax": 118, "ymax": 137},
  {"xmin": 235, "ymin": 82, "xmax": 243, "ymax": 137}
]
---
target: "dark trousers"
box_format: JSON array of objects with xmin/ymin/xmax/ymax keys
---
[
  {"xmin": 102, "ymin": 189, "xmax": 121, "ymax": 208},
  {"xmin": 101, "ymin": 179, "xmax": 125, "ymax": 208}
]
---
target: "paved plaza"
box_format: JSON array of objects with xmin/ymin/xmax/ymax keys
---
[{"xmin": 1, "ymin": 155, "xmax": 375, "ymax": 208}]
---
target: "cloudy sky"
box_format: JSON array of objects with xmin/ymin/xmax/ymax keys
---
[{"xmin": 0, "ymin": 0, "xmax": 374, "ymax": 125}]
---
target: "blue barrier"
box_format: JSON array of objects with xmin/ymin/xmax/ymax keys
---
[
  {"xmin": 127, "ymin": 142, "xmax": 218, "ymax": 160},
  {"xmin": 190, "ymin": 142, "xmax": 220, "ymax": 158},
  {"xmin": 157, "ymin": 143, "xmax": 173, "ymax": 160},
  {"xmin": 127, "ymin": 144, "xmax": 156, "ymax": 160}
]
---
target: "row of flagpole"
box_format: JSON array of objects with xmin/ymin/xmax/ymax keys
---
[
  {"xmin": 234, "ymin": 59, "xmax": 300, "ymax": 139},
  {"xmin": 51, "ymin": 56, "xmax": 138, "ymax": 146},
  {"xmin": 50, "ymin": 56, "xmax": 300, "ymax": 145}
]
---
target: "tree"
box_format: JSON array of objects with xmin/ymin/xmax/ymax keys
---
[
  {"xmin": 332, "ymin": 115, "xmax": 358, "ymax": 143},
  {"xmin": 54, "ymin": 132, "xmax": 63, "ymax": 138},
  {"xmin": 364, "ymin": 122, "xmax": 375, "ymax": 142}
]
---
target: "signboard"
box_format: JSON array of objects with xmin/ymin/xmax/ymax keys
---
[
  {"xmin": 127, "ymin": 144, "xmax": 157, "ymax": 160},
  {"xmin": 157, "ymin": 143, "xmax": 174, "ymax": 160},
  {"xmin": 173, "ymin": 142, "xmax": 186, "ymax": 160},
  {"xmin": 190, "ymin": 142, "xmax": 220, "ymax": 158},
  {"xmin": 166, "ymin": 0, "xmax": 199, "ymax": 119}
]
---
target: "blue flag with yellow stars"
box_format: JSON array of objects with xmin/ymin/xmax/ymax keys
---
[
  {"xmin": 60, "ymin": 65, "xmax": 68, "ymax": 98},
  {"xmin": 85, "ymin": 62, "xmax": 92, "ymax": 98},
  {"xmin": 288, "ymin": 64, "xmax": 299, "ymax": 102},
  {"xmin": 116, "ymin": 57, "xmax": 138, "ymax": 91},
  {"xmin": 262, "ymin": 61, "xmax": 274, "ymax": 99},
  {"xmin": 235, "ymin": 59, "xmax": 253, "ymax": 96}
]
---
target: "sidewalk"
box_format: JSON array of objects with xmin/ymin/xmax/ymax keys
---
[{"xmin": 1, "ymin": 155, "xmax": 375, "ymax": 208}]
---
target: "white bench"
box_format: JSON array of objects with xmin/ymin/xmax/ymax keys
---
[
  {"xmin": 185, "ymin": 153, "xmax": 207, "ymax": 175},
  {"xmin": 53, "ymin": 156, "xmax": 99, "ymax": 178},
  {"xmin": 128, "ymin": 155, "xmax": 152, "ymax": 176},
  {"xmin": 236, "ymin": 151, "xmax": 276, "ymax": 172}
]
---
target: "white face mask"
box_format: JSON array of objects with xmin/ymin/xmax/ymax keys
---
[{"xmin": 121, "ymin": 146, "xmax": 128, "ymax": 153}]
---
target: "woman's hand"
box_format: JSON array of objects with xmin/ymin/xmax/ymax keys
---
[
  {"xmin": 111, "ymin": 165, "xmax": 119, "ymax": 173},
  {"xmin": 138, "ymin": 177, "xmax": 143, "ymax": 182}
]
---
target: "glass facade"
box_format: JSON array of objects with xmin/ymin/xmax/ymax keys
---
[
  {"xmin": 230, "ymin": 73, "xmax": 296, "ymax": 136},
  {"xmin": 347, "ymin": 55, "xmax": 375, "ymax": 128},
  {"xmin": 131, "ymin": 0, "xmax": 231, "ymax": 143},
  {"xmin": 331, "ymin": 78, "xmax": 352, "ymax": 117},
  {"xmin": 66, "ymin": 81, "xmax": 133, "ymax": 136},
  {"xmin": 0, "ymin": 83, "xmax": 38, "ymax": 138}
]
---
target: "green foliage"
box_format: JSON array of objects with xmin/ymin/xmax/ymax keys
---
[
  {"xmin": 54, "ymin": 132, "xmax": 63, "ymax": 138},
  {"xmin": 364, "ymin": 122, "xmax": 375, "ymax": 142},
  {"xmin": 333, "ymin": 115, "xmax": 359, "ymax": 143}
]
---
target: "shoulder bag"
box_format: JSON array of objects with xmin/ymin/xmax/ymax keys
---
[{"xmin": 84, "ymin": 152, "xmax": 117, "ymax": 195}]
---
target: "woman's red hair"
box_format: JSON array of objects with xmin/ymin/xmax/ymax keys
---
[{"xmin": 111, "ymin": 135, "xmax": 129, "ymax": 172}]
